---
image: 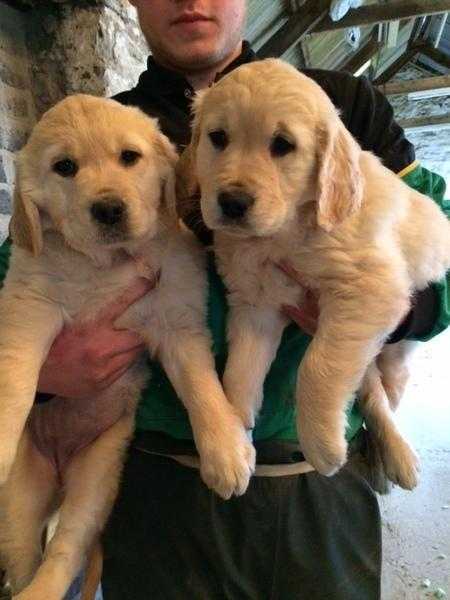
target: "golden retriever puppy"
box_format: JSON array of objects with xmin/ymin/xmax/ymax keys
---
[
  {"xmin": 177, "ymin": 58, "xmax": 450, "ymax": 489},
  {"xmin": 0, "ymin": 95, "xmax": 254, "ymax": 600}
]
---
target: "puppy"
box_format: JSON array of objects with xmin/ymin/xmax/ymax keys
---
[
  {"xmin": 177, "ymin": 58, "xmax": 450, "ymax": 490},
  {"xmin": 0, "ymin": 95, "xmax": 254, "ymax": 600}
]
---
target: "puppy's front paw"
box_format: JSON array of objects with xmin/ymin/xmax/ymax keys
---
[
  {"xmin": 298, "ymin": 417, "xmax": 348, "ymax": 476},
  {"xmin": 197, "ymin": 417, "xmax": 256, "ymax": 500},
  {"xmin": 382, "ymin": 435, "xmax": 420, "ymax": 490}
]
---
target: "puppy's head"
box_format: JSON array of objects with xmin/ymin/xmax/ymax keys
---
[
  {"xmin": 10, "ymin": 95, "xmax": 177, "ymax": 257},
  {"xmin": 188, "ymin": 58, "xmax": 363, "ymax": 237}
]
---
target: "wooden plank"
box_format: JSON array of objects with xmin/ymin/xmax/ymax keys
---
[
  {"xmin": 313, "ymin": 1, "xmax": 450, "ymax": 33},
  {"xmin": 419, "ymin": 43, "xmax": 450, "ymax": 71},
  {"xmin": 379, "ymin": 74, "xmax": 450, "ymax": 95},
  {"xmin": 338, "ymin": 35, "xmax": 383, "ymax": 75},
  {"xmin": 398, "ymin": 114, "xmax": 450, "ymax": 132},
  {"xmin": 257, "ymin": 0, "xmax": 330, "ymax": 59},
  {"xmin": 372, "ymin": 44, "xmax": 423, "ymax": 85}
]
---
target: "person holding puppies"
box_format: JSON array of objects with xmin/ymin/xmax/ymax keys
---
[{"xmin": 0, "ymin": 1, "xmax": 448, "ymax": 599}]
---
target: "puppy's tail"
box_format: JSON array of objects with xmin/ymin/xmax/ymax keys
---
[
  {"xmin": 80, "ymin": 540, "xmax": 103, "ymax": 600},
  {"xmin": 361, "ymin": 428, "xmax": 393, "ymax": 495},
  {"xmin": 347, "ymin": 427, "xmax": 393, "ymax": 495}
]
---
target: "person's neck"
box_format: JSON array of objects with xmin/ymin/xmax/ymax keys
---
[
  {"xmin": 158, "ymin": 42, "xmax": 243, "ymax": 90},
  {"xmin": 188, "ymin": 43, "xmax": 243, "ymax": 89}
]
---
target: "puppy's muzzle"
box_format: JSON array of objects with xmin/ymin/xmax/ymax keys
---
[
  {"xmin": 218, "ymin": 190, "xmax": 255, "ymax": 221},
  {"xmin": 90, "ymin": 198, "xmax": 127, "ymax": 227}
]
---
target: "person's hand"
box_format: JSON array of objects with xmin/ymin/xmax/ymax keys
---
[
  {"xmin": 277, "ymin": 260, "xmax": 319, "ymax": 336},
  {"xmin": 37, "ymin": 277, "xmax": 155, "ymax": 398}
]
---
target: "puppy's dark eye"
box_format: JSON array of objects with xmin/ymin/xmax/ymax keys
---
[
  {"xmin": 208, "ymin": 129, "xmax": 228, "ymax": 150},
  {"xmin": 121, "ymin": 150, "xmax": 141, "ymax": 166},
  {"xmin": 270, "ymin": 135, "xmax": 296, "ymax": 157},
  {"xmin": 53, "ymin": 158, "xmax": 78, "ymax": 177}
]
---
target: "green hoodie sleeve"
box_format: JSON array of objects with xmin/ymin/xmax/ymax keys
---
[{"xmin": 400, "ymin": 162, "xmax": 450, "ymax": 341}]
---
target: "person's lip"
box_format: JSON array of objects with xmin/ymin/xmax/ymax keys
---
[{"xmin": 172, "ymin": 13, "xmax": 212, "ymax": 25}]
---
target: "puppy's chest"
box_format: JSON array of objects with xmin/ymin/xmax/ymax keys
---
[
  {"xmin": 214, "ymin": 236, "xmax": 313, "ymax": 308},
  {"xmin": 42, "ymin": 247, "xmax": 161, "ymax": 324}
]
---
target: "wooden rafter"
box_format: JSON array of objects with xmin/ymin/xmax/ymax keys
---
[
  {"xmin": 314, "ymin": 1, "xmax": 450, "ymax": 33},
  {"xmin": 378, "ymin": 74, "xmax": 450, "ymax": 95},
  {"xmin": 257, "ymin": 0, "xmax": 330, "ymax": 59},
  {"xmin": 398, "ymin": 114, "xmax": 450, "ymax": 132},
  {"xmin": 338, "ymin": 34, "xmax": 383, "ymax": 75},
  {"xmin": 372, "ymin": 43, "xmax": 424, "ymax": 85},
  {"xmin": 419, "ymin": 44, "xmax": 450, "ymax": 71}
]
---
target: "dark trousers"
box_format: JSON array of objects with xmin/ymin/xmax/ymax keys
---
[{"xmin": 102, "ymin": 447, "xmax": 381, "ymax": 600}]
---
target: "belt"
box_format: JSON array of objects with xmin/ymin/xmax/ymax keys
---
[
  {"xmin": 132, "ymin": 428, "xmax": 366, "ymax": 477},
  {"xmin": 133, "ymin": 447, "xmax": 315, "ymax": 477}
]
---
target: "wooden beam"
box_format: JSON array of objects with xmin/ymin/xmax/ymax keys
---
[
  {"xmin": 313, "ymin": 1, "xmax": 450, "ymax": 33},
  {"xmin": 338, "ymin": 35, "xmax": 383, "ymax": 75},
  {"xmin": 379, "ymin": 74, "xmax": 450, "ymax": 96},
  {"xmin": 419, "ymin": 44, "xmax": 450, "ymax": 71},
  {"xmin": 398, "ymin": 114, "xmax": 450, "ymax": 132},
  {"xmin": 257, "ymin": 0, "xmax": 330, "ymax": 59},
  {"xmin": 372, "ymin": 44, "xmax": 423, "ymax": 85}
]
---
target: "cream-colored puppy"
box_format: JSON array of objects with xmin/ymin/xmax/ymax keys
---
[
  {"xmin": 177, "ymin": 58, "xmax": 450, "ymax": 489},
  {"xmin": 0, "ymin": 95, "xmax": 254, "ymax": 600}
]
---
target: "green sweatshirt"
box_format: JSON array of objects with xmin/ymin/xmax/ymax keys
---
[{"xmin": 0, "ymin": 164, "xmax": 448, "ymax": 443}]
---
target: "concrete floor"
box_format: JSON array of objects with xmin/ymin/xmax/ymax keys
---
[{"xmin": 380, "ymin": 329, "xmax": 450, "ymax": 600}]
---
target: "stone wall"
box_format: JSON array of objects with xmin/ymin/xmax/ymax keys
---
[
  {"xmin": 27, "ymin": 1, "xmax": 148, "ymax": 117},
  {"xmin": 0, "ymin": 3, "xmax": 36, "ymax": 234},
  {"xmin": 0, "ymin": 0, "xmax": 148, "ymax": 240}
]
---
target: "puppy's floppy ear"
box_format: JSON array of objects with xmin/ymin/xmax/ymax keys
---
[
  {"xmin": 9, "ymin": 178, "xmax": 43, "ymax": 256},
  {"xmin": 175, "ymin": 144, "xmax": 200, "ymax": 225},
  {"xmin": 155, "ymin": 133, "xmax": 179, "ymax": 222},
  {"xmin": 316, "ymin": 119, "xmax": 364, "ymax": 232},
  {"xmin": 174, "ymin": 90, "xmax": 207, "ymax": 226}
]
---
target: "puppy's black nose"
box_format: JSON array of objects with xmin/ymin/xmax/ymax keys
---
[
  {"xmin": 218, "ymin": 191, "xmax": 255, "ymax": 220},
  {"xmin": 90, "ymin": 199, "xmax": 126, "ymax": 226}
]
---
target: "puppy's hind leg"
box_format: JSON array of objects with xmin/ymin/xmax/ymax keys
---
[
  {"xmin": 13, "ymin": 410, "xmax": 135, "ymax": 600},
  {"xmin": 0, "ymin": 431, "xmax": 58, "ymax": 595},
  {"xmin": 377, "ymin": 341, "xmax": 416, "ymax": 412},
  {"xmin": 359, "ymin": 361, "xmax": 419, "ymax": 490}
]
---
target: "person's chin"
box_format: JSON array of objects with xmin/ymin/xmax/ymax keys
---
[
  {"xmin": 175, "ymin": 41, "xmax": 222, "ymax": 66},
  {"xmin": 165, "ymin": 30, "xmax": 224, "ymax": 65}
]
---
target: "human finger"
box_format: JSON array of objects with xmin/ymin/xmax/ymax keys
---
[
  {"xmin": 276, "ymin": 259, "xmax": 310, "ymax": 288},
  {"xmin": 282, "ymin": 304, "xmax": 317, "ymax": 336}
]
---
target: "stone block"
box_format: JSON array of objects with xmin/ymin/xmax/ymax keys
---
[
  {"xmin": 0, "ymin": 155, "xmax": 6, "ymax": 184},
  {"xmin": 0, "ymin": 63, "xmax": 26, "ymax": 89},
  {"xmin": 0, "ymin": 187, "xmax": 11, "ymax": 214},
  {"xmin": 0, "ymin": 126, "xmax": 29, "ymax": 153},
  {"xmin": 0, "ymin": 94, "xmax": 29, "ymax": 120},
  {"xmin": 0, "ymin": 213, "xmax": 11, "ymax": 244},
  {"xmin": 0, "ymin": 5, "xmax": 26, "ymax": 58}
]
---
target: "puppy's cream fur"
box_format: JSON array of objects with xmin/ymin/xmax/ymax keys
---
[
  {"xmin": 0, "ymin": 95, "xmax": 254, "ymax": 600},
  {"xmin": 178, "ymin": 59, "xmax": 450, "ymax": 488}
]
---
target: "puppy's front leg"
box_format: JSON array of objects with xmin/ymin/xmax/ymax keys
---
[
  {"xmin": 223, "ymin": 305, "xmax": 287, "ymax": 432},
  {"xmin": 296, "ymin": 289, "xmax": 409, "ymax": 476},
  {"xmin": 158, "ymin": 332, "xmax": 256, "ymax": 500},
  {"xmin": 0, "ymin": 297, "xmax": 63, "ymax": 484}
]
